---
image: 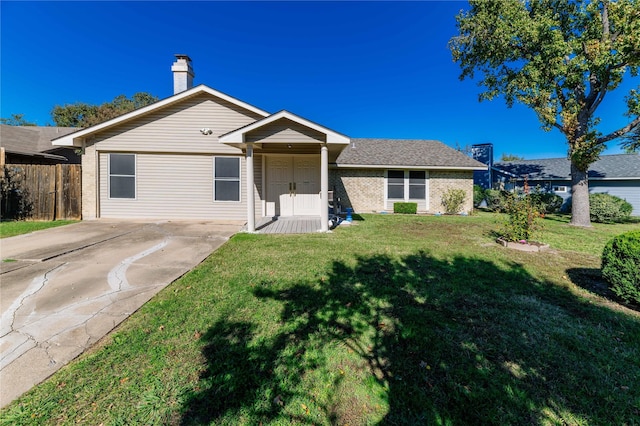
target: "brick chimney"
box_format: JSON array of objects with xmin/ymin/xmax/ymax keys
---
[{"xmin": 171, "ymin": 54, "xmax": 194, "ymax": 94}]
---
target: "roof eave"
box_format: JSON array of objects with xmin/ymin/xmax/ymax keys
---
[{"xmin": 334, "ymin": 164, "xmax": 487, "ymax": 171}]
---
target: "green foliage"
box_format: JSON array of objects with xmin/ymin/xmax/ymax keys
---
[
  {"xmin": 500, "ymin": 153, "xmax": 524, "ymax": 161},
  {"xmin": 393, "ymin": 202, "xmax": 417, "ymax": 214},
  {"xmin": 473, "ymin": 185, "xmax": 486, "ymax": 207},
  {"xmin": 485, "ymin": 189, "xmax": 512, "ymax": 212},
  {"xmin": 500, "ymin": 194, "xmax": 544, "ymax": 242},
  {"xmin": 602, "ymin": 230, "xmax": 640, "ymax": 304},
  {"xmin": 1, "ymin": 166, "xmax": 32, "ymax": 220},
  {"xmin": 530, "ymin": 190, "xmax": 564, "ymax": 214},
  {"xmin": 441, "ymin": 188, "xmax": 467, "ymax": 214},
  {"xmin": 0, "ymin": 113, "xmax": 37, "ymax": 126},
  {"xmin": 51, "ymin": 92, "xmax": 159, "ymax": 128},
  {"xmin": 589, "ymin": 193, "xmax": 633, "ymax": 223}
]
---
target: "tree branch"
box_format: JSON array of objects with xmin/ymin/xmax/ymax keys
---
[{"xmin": 596, "ymin": 116, "xmax": 640, "ymax": 145}]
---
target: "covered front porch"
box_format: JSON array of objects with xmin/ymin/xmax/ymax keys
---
[{"xmin": 220, "ymin": 110, "xmax": 349, "ymax": 233}]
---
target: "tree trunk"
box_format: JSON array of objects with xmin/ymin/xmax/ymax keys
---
[{"xmin": 570, "ymin": 162, "xmax": 591, "ymax": 227}]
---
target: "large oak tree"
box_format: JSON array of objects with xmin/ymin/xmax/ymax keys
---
[
  {"xmin": 449, "ymin": 0, "xmax": 640, "ymax": 227},
  {"xmin": 51, "ymin": 92, "xmax": 158, "ymax": 128}
]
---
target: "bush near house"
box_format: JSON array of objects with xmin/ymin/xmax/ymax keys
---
[
  {"xmin": 393, "ymin": 202, "xmax": 417, "ymax": 214},
  {"xmin": 485, "ymin": 189, "xmax": 511, "ymax": 212},
  {"xmin": 473, "ymin": 185, "xmax": 485, "ymax": 208},
  {"xmin": 602, "ymin": 230, "xmax": 640, "ymax": 304},
  {"xmin": 441, "ymin": 188, "xmax": 467, "ymax": 214},
  {"xmin": 530, "ymin": 191, "xmax": 563, "ymax": 214},
  {"xmin": 590, "ymin": 193, "xmax": 633, "ymax": 223}
]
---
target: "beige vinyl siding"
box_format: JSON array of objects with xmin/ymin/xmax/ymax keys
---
[
  {"xmin": 246, "ymin": 119, "xmax": 326, "ymax": 144},
  {"xmin": 99, "ymin": 152, "xmax": 254, "ymax": 220},
  {"xmin": 92, "ymin": 94, "xmax": 263, "ymax": 154}
]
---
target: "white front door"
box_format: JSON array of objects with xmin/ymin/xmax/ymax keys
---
[{"xmin": 266, "ymin": 156, "xmax": 320, "ymax": 216}]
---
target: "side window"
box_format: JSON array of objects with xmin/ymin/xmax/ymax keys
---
[
  {"xmin": 409, "ymin": 171, "xmax": 426, "ymax": 199},
  {"xmin": 214, "ymin": 157, "xmax": 240, "ymax": 201},
  {"xmin": 109, "ymin": 154, "xmax": 136, "ymax": 199},
  {"xmin": 387, "ymin": 170, "xmax": 405, "ymax": 199}
]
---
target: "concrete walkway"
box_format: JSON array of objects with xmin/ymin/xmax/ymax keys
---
[{"xmin": 0, "ymin": 220, "xmax": 242, "ymax": 407}]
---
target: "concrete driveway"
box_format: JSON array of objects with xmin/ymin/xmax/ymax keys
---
[{"xmin": 0, "ymin": 219, "xmax": 243, "ymax": 407}]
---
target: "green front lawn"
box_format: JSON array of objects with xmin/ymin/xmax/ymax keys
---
[
  {"xmin": 0, "ymin": 220, "xmax": 78, "ymax": 238},
  {"xmin": 2, "ymin": 212, "xmax": 639, "ymax": 425}
]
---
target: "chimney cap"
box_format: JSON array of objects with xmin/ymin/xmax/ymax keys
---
[{"xmin": 174, "ymin": 54, "xmax": 192, "ymax": 61}]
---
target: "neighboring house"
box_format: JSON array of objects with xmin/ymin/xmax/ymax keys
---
[
  {"xmin": 53, "ymin": 55, "xmax": 486, "ymax": 231},
  {"xmin": 492, "ymin": 154, "xmax": 640, "ymax": 215},
  {"xmin": 0, "ymin": 125, "xmax": 79, "ymax": 165}
]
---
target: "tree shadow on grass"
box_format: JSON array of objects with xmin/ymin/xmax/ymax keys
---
[
  {"xmin": 181, "ymin": 251, "xmax": 640, "ymax": 425},
  {"xmin": 567, "ymin": 267, "xmax": 640, "ymax": 313}
]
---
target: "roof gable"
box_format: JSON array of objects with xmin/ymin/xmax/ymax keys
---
[
  {"xmin": 219, "ymin": 110, "xmax": 350, "ymax": 147},
  {"xmin": 52, "ymin": 85, "xmax": 270, "ymax": 147},
  {"xmin": 336, "ymin": 139, "xmax": 487, "ymax": 170}
]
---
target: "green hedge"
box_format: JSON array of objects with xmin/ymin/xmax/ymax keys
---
[
  {"xmin": 602, "ymin": 230, "xmax": 640, "ymax": 304},
  {"xmin": 394, "ymin": 202, "xmax": 417, "ymax": 214},
  {"xmin": 590, "ymin": 193, "xmax": 633, "ymax": 223}
]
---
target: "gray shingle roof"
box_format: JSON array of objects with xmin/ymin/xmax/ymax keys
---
[
  {"xmin": 336, "ymin": 138, "xmax": 487, "ymax": 169},
  {"xmin": 1, "ymin": 125, "xmax": 77, "ymax": 156},
  {"xmin": 494, "ymin": 154, "xmax": 640, "ymax": 180}
]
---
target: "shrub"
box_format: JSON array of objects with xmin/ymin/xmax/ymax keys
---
[
  {"xmin": 602, "ymin": 230, "xmax": 640, "ymax": 304},
  {"xmin": 589, "ymin": 193, "xmax": 632, "ymax": 223},
  {"xmin": 500, "ymin": 194, "xmax": 543, "ymax": 242},
  {"xmin": 394, "ymin": 202, "xmax": 417, "ymax": 214},
  {"xmin": 1, "ymin": 166, "xmax": 33, "ymax": 220},
  {"xmin": 473, "ymin": 185, "xmax": 486, "ymax": 208},
  {"xmin": 530, "ymin": 191, "xmax": 564, "ymax": 214},
  {"xmin": 485, "ymin": 189, "xmax": 512, "ymax": 212},
  {"xmin": 441, "ymin": 188, "xmax": 467, "ymax": 214}
]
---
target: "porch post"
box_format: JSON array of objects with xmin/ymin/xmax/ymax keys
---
[
  {"xmin": 246, "ymin": 143, "xmax": 255, "ymax": 232},
  {"xmin": 320, "ymin": 144, "xmax": 329, "ymax": 232}
]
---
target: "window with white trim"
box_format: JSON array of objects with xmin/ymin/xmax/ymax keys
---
[
  {"xmin": 386, "ymin": 170, "xmax": 427, "ymax": 200},
  {"xmin": 387, "ymin": 170, "xmax": 405, "ymax": 199},
  {"xmin": 109, "ymin": 154, "xmax": 136, "ymax": 199},
  {"xmin": 552, "ymin": 185, "xmax": 568, "ymax": 193},
  {"xmin": 214, "ymin": 157, "xmax": 240, "ymax": 201}
]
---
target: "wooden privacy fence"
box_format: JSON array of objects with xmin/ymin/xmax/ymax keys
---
[{"xmin": 1, "ymin": 164, "xmax": 81, "ymax": 221}]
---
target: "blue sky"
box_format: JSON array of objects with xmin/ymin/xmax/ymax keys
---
[{"xmin": 2, "ymin": 1, "xmax": 638, "ymax": 160}]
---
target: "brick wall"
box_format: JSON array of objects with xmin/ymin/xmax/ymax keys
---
[
  {"xmin": 330, "ymin": 168, "xmax": 475, "ymax": 214},
  {"xmin": 429, "ymin": 170, "xmax": 474, "ymax": 214},
  {"xmin": 330, "ymin": 169, "xmax": 385, "ymax": 213},
  {"xmin": 81, "ymin": 144, "xmax": 97, "ymax": 219}
]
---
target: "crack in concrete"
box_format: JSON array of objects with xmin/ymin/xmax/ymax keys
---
[
  {"xmin": 2, "ymin": 238, "xmax": 168, "ymax": 370},
  {"xmin": 0, "ymin": 263, "xmax": 67, "ymax": 338}
]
